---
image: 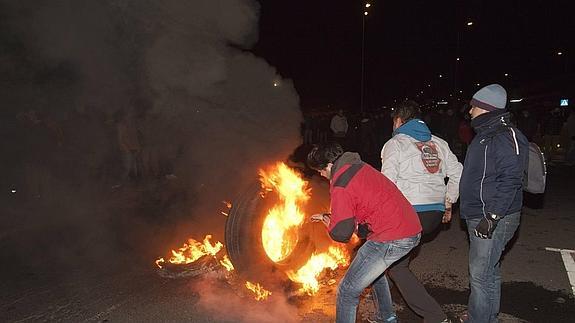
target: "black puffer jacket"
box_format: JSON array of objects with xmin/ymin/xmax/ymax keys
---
[{"xmin": 460, "ymin": 110, "xmax": 529, "ymax": 219}]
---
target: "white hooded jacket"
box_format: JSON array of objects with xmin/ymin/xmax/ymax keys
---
[{"xmin": 381, "ymin": 119, "xmax": 463, "ymax": 209}]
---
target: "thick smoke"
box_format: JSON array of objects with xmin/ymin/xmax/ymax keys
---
[{"xmin": 0, "ymin": 0, "xmax": 301, "ymax": 268}]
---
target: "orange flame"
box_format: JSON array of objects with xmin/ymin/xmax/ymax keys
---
[
  {"xmin": 287, "ymin": 246, "xmax": 349, "ymax": 295},
  {"xmin": 220, "ymin": 255, "xmax": 235, "ymax": 271},
  {"xmin": 245, "ymin": 281, "xmax": 272, "ymax": 301},
  {"xmin": 155, "ymin": 235, "xmax": 223, "ymax": 268},
  {"xmin": 259, "ymin": 162, "xmax": 311, "ymax": 262},
  {"xmin": 259, "ymin": 162, "xmax": 350, "ymax": 295}
]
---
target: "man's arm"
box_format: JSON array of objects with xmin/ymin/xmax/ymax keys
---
[
  {"xmin": 380, "ymin": 139, "xmax": 400, "ymax": 183},
  {"xmin": 444, "ymin": 144, "xmax": 463, "ymax": 203},
  {"xmin": 486, "ymin": 132, "xmax": 525, "ymax": 217},
  {"xmin": 327, "ymin": 188, "xmax": 356, "ymax": 243}
]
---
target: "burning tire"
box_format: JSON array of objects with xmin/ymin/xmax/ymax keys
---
[{"xmin": 225, "ymin": 180, "xmax": 315, "ymax": 282}]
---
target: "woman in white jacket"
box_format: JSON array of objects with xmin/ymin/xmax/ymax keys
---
[{"xmin": 378, "ymin": 100, "xmax": 463, "ymax": 323}]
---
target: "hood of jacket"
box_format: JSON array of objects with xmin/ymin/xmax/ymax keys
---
[
  {"xmin": 393, "ymin": 118, "xmax": 432, "ymax": 142},
  {"xmin": 330, "ymin": 152, "xmax": 362, "ymax": 180},
  {"xmin": 471, "ymin": 109, "xmax": 512, "ymax": 134}
]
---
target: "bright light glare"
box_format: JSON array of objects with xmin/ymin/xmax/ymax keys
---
[
  {"xmin": 510, "ymin": 98, "xmax": 523, "ymax": 103},
  {"xmin": 365, "ymin": 3, "xmax": 371, "ymax": 8},
  {"xmin": 273, "ymin": 82, "xmax": 278, "ymax": 87},
  {"xmin": 467, "ymin": 21, "xmax": 474, "ymax": 26},
  {"xmin": 557, "ymin": 51, "xmax": 563, "ymax": 56},
  {"xmin": 364, "ymin": 11, "xmax": 368, "ymax": 16}
]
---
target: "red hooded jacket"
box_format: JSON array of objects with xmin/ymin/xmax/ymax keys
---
[{"xmin": 328, "ymin": 152, "xmax": 422, "ymax": 243}]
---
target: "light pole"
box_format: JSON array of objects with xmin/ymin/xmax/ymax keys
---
[
  {"xmin": 360, "ymin": 2, "xmax": 371, "ymax": 113},
  {"xmin": 454, "ymin": 20, "xmax": 473, "ymax": 97}
]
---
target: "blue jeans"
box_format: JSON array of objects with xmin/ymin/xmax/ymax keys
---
[
  {"xmin": 466, "ymin": 212, "xmax": 520, "ymax": 323},
  {"xmin": 336, "ymin": 234, "xmax": 421, "ymax": 323}
]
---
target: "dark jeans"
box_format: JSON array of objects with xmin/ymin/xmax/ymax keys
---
[
  {"xmin": 377, "ymin": 211, "xmax": 447, "ymax": 322},
  {"xmin": 466, "ymin": 212, "xmax": 521, "ymax": 323}
]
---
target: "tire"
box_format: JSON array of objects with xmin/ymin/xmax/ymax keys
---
[{"xmin": 225, "ymin": 180, "xmax": 315, "ymax": 283}]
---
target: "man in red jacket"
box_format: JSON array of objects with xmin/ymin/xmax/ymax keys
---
[{"xmin": 307, "ymin": 142, "xmax": 422, "ymax": 323}]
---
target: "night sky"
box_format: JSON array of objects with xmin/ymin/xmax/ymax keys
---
[{"xmin": 254, "ymin": 0, "xmax": 573, "ymax": 111}]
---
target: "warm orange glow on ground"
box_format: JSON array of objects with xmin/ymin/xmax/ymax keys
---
[{"xmin": 245, "ymin": 281, "xmax": 272, "ymax": 301}]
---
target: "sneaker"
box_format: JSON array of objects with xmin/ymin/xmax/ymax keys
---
[{"xmin": 457, "ymin": 313, "xmax": 469, "ymax": 323}]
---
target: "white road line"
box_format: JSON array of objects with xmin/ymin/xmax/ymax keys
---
[{"xmin": 545, "ymin": 247, "xmax": 575, "ymax": 296}]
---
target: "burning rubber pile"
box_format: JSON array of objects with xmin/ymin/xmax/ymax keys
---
[{"xmin": 155, "ymin": 162, "xmax": 356, "ymax": 301}]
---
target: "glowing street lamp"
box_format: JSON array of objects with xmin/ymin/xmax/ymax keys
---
[
  {"xmin": 360, "ymin": 2, "xmax": 372, "ymax": 113},
  {"xmin": 467, "ymin": 21, "xmax": 474, "ymax": 26},
  {"xmin": 557, "ymin": 51, "xmax": 563, "ymax": 56}
]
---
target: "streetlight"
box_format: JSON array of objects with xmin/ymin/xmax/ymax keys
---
[
  {"xmin": 360, "ymin": 2, "xmax": 372, "ymax": 113},
  {"xmin": 467, "ymin": 21, "xmax": 474, "ymax": 26}
]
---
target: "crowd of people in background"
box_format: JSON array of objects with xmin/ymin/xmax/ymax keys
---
[{"xmin": 301, "ymin": 101, "xmax": 575, "ymax": 168}]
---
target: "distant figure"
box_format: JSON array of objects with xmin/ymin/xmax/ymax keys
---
[
  {"xmin": 381, "ymin": 100, "xmax": 462, "ymax": 323},
  {"xmin": 459, "ymin": 84, "xmax": 528, "ymax": 323},
  {"xmin": 116, "ymin": 109, "xmax": 142, "ymax": 181},
  {"xmin": 517, "ymin": 109, "xmax": 538, "ymax": 141},
  {"xmin": 542, "ymin": 107, "xmax": 564, "ymax": 160},
  {"xmin": 307, "ymin": 142, "xmax": 421, "ymax": 323},
  {"xmin": 330, "ymin": 109, "xmax": 349, "ymax": 145},
  {"xmin": 566, "ymin": 108, "xmax": 575, "ymax": 165},
  {"xmin": 458, "ymin": 114, "xmax": 474, "ymax": 159},
  {"xmin": 444, "ymin": 108, "xmax": 460, "ymax": 147}
]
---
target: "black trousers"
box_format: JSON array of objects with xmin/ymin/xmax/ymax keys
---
[{"xmin": 387, "ymin": 210, "xmax": 446, "ymax": 323}]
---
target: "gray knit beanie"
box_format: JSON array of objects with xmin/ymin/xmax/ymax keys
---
[{"xmin": 470, "ymin": 84, "xmax": 507, "ymax": 111}]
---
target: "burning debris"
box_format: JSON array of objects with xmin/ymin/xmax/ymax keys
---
[{"xmin": 155, "ymin": 162, "xmax": 355, "ymax": 301}]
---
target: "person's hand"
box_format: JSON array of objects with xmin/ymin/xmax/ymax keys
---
[
  {"xmin": 442, "ymin": 200, "xmax": 453, "ymax": 223},
  {"xmin": 310, "ymin": 213, "xmax": 331, "ymax": 227},
  {"xmin": 474, "ymin": 213, "xmax": 501, "ymax": 239}
]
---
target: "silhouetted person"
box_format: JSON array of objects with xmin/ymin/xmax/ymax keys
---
[{"xmin": 517, "ymin": 109, "xmax": 538, "ymax": 141}]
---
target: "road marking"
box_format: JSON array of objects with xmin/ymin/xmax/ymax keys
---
[{"xmin": 545, "ymin": 247, "xmax": 575, "ymax": 296}]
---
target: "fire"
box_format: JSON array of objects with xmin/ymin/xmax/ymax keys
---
[
  {"xmin": 245, "ymin": 281, "xmax": 272, "ymax": 301},
  {"xmin": 259, "ymin": 162, "xmax": 350, "ymax": 295},
  {"xmin": 155, "ymin": 235, "xmax": 223, "ymax": 268},
  {"xmin": 287, "ymin": 246, "xmax": 349, "ymax": 295},
  {"xmin": 220, "ymin": 255, "xmax": 235, "ymax": 271},
  {"xmin": 259, "ymin": 162, "xmax": 311, "ymax": 262}
]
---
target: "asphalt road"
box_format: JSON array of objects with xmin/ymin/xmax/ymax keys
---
[{"xmin": 1, "ymin": 165, "xmax": 574, "ymax": 322}]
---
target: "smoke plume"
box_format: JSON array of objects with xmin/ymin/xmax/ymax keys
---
[{"xmin": 0, "ymin": 0, "xmax": 302, "ymax": 267}]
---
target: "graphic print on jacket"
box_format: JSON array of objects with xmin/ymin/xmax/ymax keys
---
[{"xmin": 415, "ymin": 141, "xmax": 441, "ymax": 173}]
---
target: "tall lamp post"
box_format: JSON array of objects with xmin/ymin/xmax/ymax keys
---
[
  {"xmin": 360, "ymin": 2, "xmax": 371, "ymax": 113},
  {"xmin": 454, "ymin": 20, "xmax": 473, "ymax": 97}
]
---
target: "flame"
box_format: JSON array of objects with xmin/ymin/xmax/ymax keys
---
[
  {"xmin": 220, "ymin": 255, "xmax": 235, "ymax": 271},
  {"xmin": 287, "ymin": 246, "xmax": 349, "ymax": 295},
  {"xmin": 245, "ymin": 281, "xmax": 272, "ymax": 301},
  {"xmin": 259, "ymin": 162, "xmax": 311, "ymax": 262},
  {"xmin": 155, "ymin": 235, "xmax": 223, "ymax": 268}
]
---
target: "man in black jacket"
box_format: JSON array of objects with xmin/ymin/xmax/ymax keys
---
[{"xmin": 459, "ymin": 84, "xmax": 528, "ymax": 323}]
